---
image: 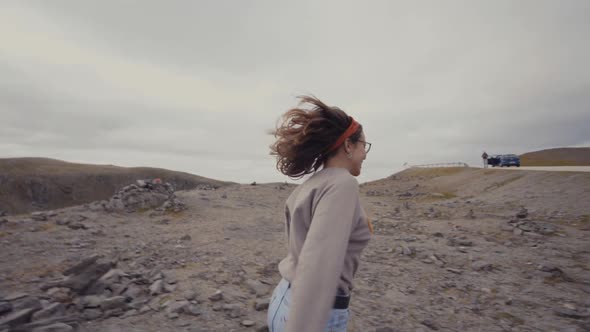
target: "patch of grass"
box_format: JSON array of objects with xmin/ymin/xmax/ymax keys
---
[
  {"xmin": 520, "ymin": 147, "xmax": 590, "ymax": 166},
  {"xmin": 7, "ymin": 261, "xmax": 69, "ymax": 281},
  {"xmin": 164, "ymin": 210, "xmax": 187, "ymax": 219},
  {"xmin": 572, "ymin": 263, "xmax": 590, "ymax": 272},
  {"xmin": 182, "ymin": 262, "xmax": 200, "ymax": 270},
  {"xmin": 37, "ymin": 223, "xmax": 55, "ymax": 232},
  {"xmin": 0, "ymin": 231, "xmax": 7, "ymax": 237},
  {"xmin": 439, "ymin": 192, "xmax": 457, "ymax": 199},
  {"xmin": 443, "ymin": 287, "xmax": 470, "ymax": 304},
  {"xmin": 504, "ymin": 201, "xmax": 521, "ymax": 209},
  {"xmin": 550, "ymin": 218, "xmax": 573, "ymax": 226},
  {"xmin": 136, "ymin": 207, "xmax": 152, "ymax": 214},
  {"xmin": 159, "ymin": 295, "xmax": 174, "ymax": 305},
  {"xmin": 521, "ymin": 159, "xmax": 589, "ymax": 166},
  {"xmin": 484, "ymin": 175, "xmax": 524, "ymax": 191},
  {"xmin": 494, "ymin": 312, "xmax": 524, "ymax": 325},
  {"xmin": 423, "ymin": 191, "xmax": 458, "ymax": 201},
  {"xmin": 405, "ymin": 167, "xmax": 469, "ymax": 178},
  {"xmin": 550, "ymin": 218, "xmax": 590, "ymax": 231},
  {"xmin": 543, "ymin": 276, "xmax": 566, "ymax": 285}
]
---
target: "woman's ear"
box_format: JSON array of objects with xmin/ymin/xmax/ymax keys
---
[{"xmin": 344, "ymin": 138, "xmax": 352, "ymax": 154}]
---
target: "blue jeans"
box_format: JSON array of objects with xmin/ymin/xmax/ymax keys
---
[{"xmin": 267, "ymin": 278, "xmax": 350, "ymax": 332}]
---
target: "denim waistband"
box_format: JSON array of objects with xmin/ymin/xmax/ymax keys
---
[{"xmin": 285, "ymin": 280, "xmax": 350, "ymax": 309}]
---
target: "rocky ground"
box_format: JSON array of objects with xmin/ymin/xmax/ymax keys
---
[{"xmin": 0, "ymin": 167, "xmax": 589, "ymax": 331}]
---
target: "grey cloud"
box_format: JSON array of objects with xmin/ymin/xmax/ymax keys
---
[
  {"xmin": 1, "ymin": 1, "xmax": 589, "ymax": 183},
  {"xmin": 29, "ymin": 1, "xmax": 311, "ymax": 75}
]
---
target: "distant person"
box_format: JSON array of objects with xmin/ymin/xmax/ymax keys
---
[
  {"xmin": 482, "ymin": 151, "xmax": 489, "ymax": 168},
  {"xmin": 268, "ymin": 95, "xmax": 373, "ymax": 332}
]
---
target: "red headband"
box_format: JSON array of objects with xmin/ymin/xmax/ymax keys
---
[{"xmin": 327, "ymin": 117, "xmax": 360, "ymax": 153}]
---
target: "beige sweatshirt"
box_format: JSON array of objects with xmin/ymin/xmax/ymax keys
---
[{"xmin": 278, "ymin": 167, "xmax": 372, "ymax": 332}]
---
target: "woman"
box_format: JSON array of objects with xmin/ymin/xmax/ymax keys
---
[{"xmin": 267, "ymin": 95, "xmax": 373, "ymax": 332}]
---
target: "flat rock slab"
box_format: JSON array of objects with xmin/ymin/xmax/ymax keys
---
[
  {"xmin": 21, "ymin": 316, "xmax": 79, "ymax": 331},
  {"xmin": 31, "ymin": 323, "xmax": 74, "ymax": 332},
  {"xmin": 0, "ymin": 302, "xmax": 12, "ymax": 315},
  {"xmin": 61, "ymin": 261, "xmax": 114, "ymax": 293},
  {"xmin": 100, "ymin": 296, "xmax": 128, "ymax": 311},
  {"xmin": 0, "ymin": 308, "xmax": 35, "ymax": 328},
  {"xmin": 62, "ymin": 255, "xmax": 100, "ymax": 276},
  {"xmin": 4, "ymin": 293, "xmax": 29, "ymax": 301},
  {"xmin": 82, "ymin": 308, "xmax": 102, "ymax": 320},
  {"xmin": 472, "ymin": 261, "xmax": 493, "ymax": 271},
  {"xmin": 12, "ymin": 296, "xmax": 42, "ymax": 312},
  {"xmin": 79, "ymin": 295, "xmax": 104, "ymax": 308},
  {"xmin": 32, "ymin": 303, "xmax": 66, "ymax": 321},
  {"xmin": 554, "ymin": 307, "xmax": 590, "ymax": 319}
]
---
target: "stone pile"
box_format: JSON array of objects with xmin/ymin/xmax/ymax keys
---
[
  {"xmin": 424, "ymin": 207, "xmax": 442, "ymax": 219},
  {"xmin": 96, "ymin": 179, "xmax": 187, "ymax": 213},
  {"xmin": 507, "ymin": 219, "xmax": 558, "ymax": 236},
  {"xmin": 195, "ymin": 184, "xmax": 217, "ymax": 191},
  {"xmin": 0, "ymin": 255, "xmax": 197, "ymax": 331},
  {"xmin": 366, "ymin": 189, "xmax": 383, "ymax": 196},
  {"xmin": 516, "ymin": 206, "xmax": 528, "ymax": 219}
]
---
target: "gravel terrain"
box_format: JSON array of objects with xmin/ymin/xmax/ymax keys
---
[{"xmin": 1, "ymin": 167, "xmax": 589, "ymax": 331}]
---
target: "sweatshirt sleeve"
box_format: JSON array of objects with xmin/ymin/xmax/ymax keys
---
[{"xmin": 285, "ymin": 176, "xmax": 359, "ymax": 332}]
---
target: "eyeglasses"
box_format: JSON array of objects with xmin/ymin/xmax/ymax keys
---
[{"xmin": 358, "ymin": 140, "xmax": 372, "ymax": 153}]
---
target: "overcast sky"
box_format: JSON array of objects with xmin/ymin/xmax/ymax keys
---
[{"xmin": 1, "ymin": 1, "xmax": 589, "ymax": 184}]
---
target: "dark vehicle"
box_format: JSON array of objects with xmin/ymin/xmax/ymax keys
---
[
  {"xmin": 499, "ymin": 154, "xmax": 521, "ymax": 167},
  {"xmin": 488, "ymin": 155, "xmax": 502, "ymax": 167}
]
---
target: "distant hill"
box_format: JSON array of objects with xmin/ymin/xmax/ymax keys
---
[
  {"xmin": 0, "ymin": 157, "xmax": 233, "ymax": 215},
  {"xmin": 519, "ymin": 147, "xmax": 590, "ymax": 166}
]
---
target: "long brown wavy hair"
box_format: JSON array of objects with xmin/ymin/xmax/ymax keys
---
[{"xmin": 270, "ymin": 95, "xmax": 363, "ymax": 179}]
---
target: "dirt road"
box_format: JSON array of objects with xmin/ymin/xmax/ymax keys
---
[{"xmin": 492, "ymin": 166, "xmax": 590, "ymax": 172}]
